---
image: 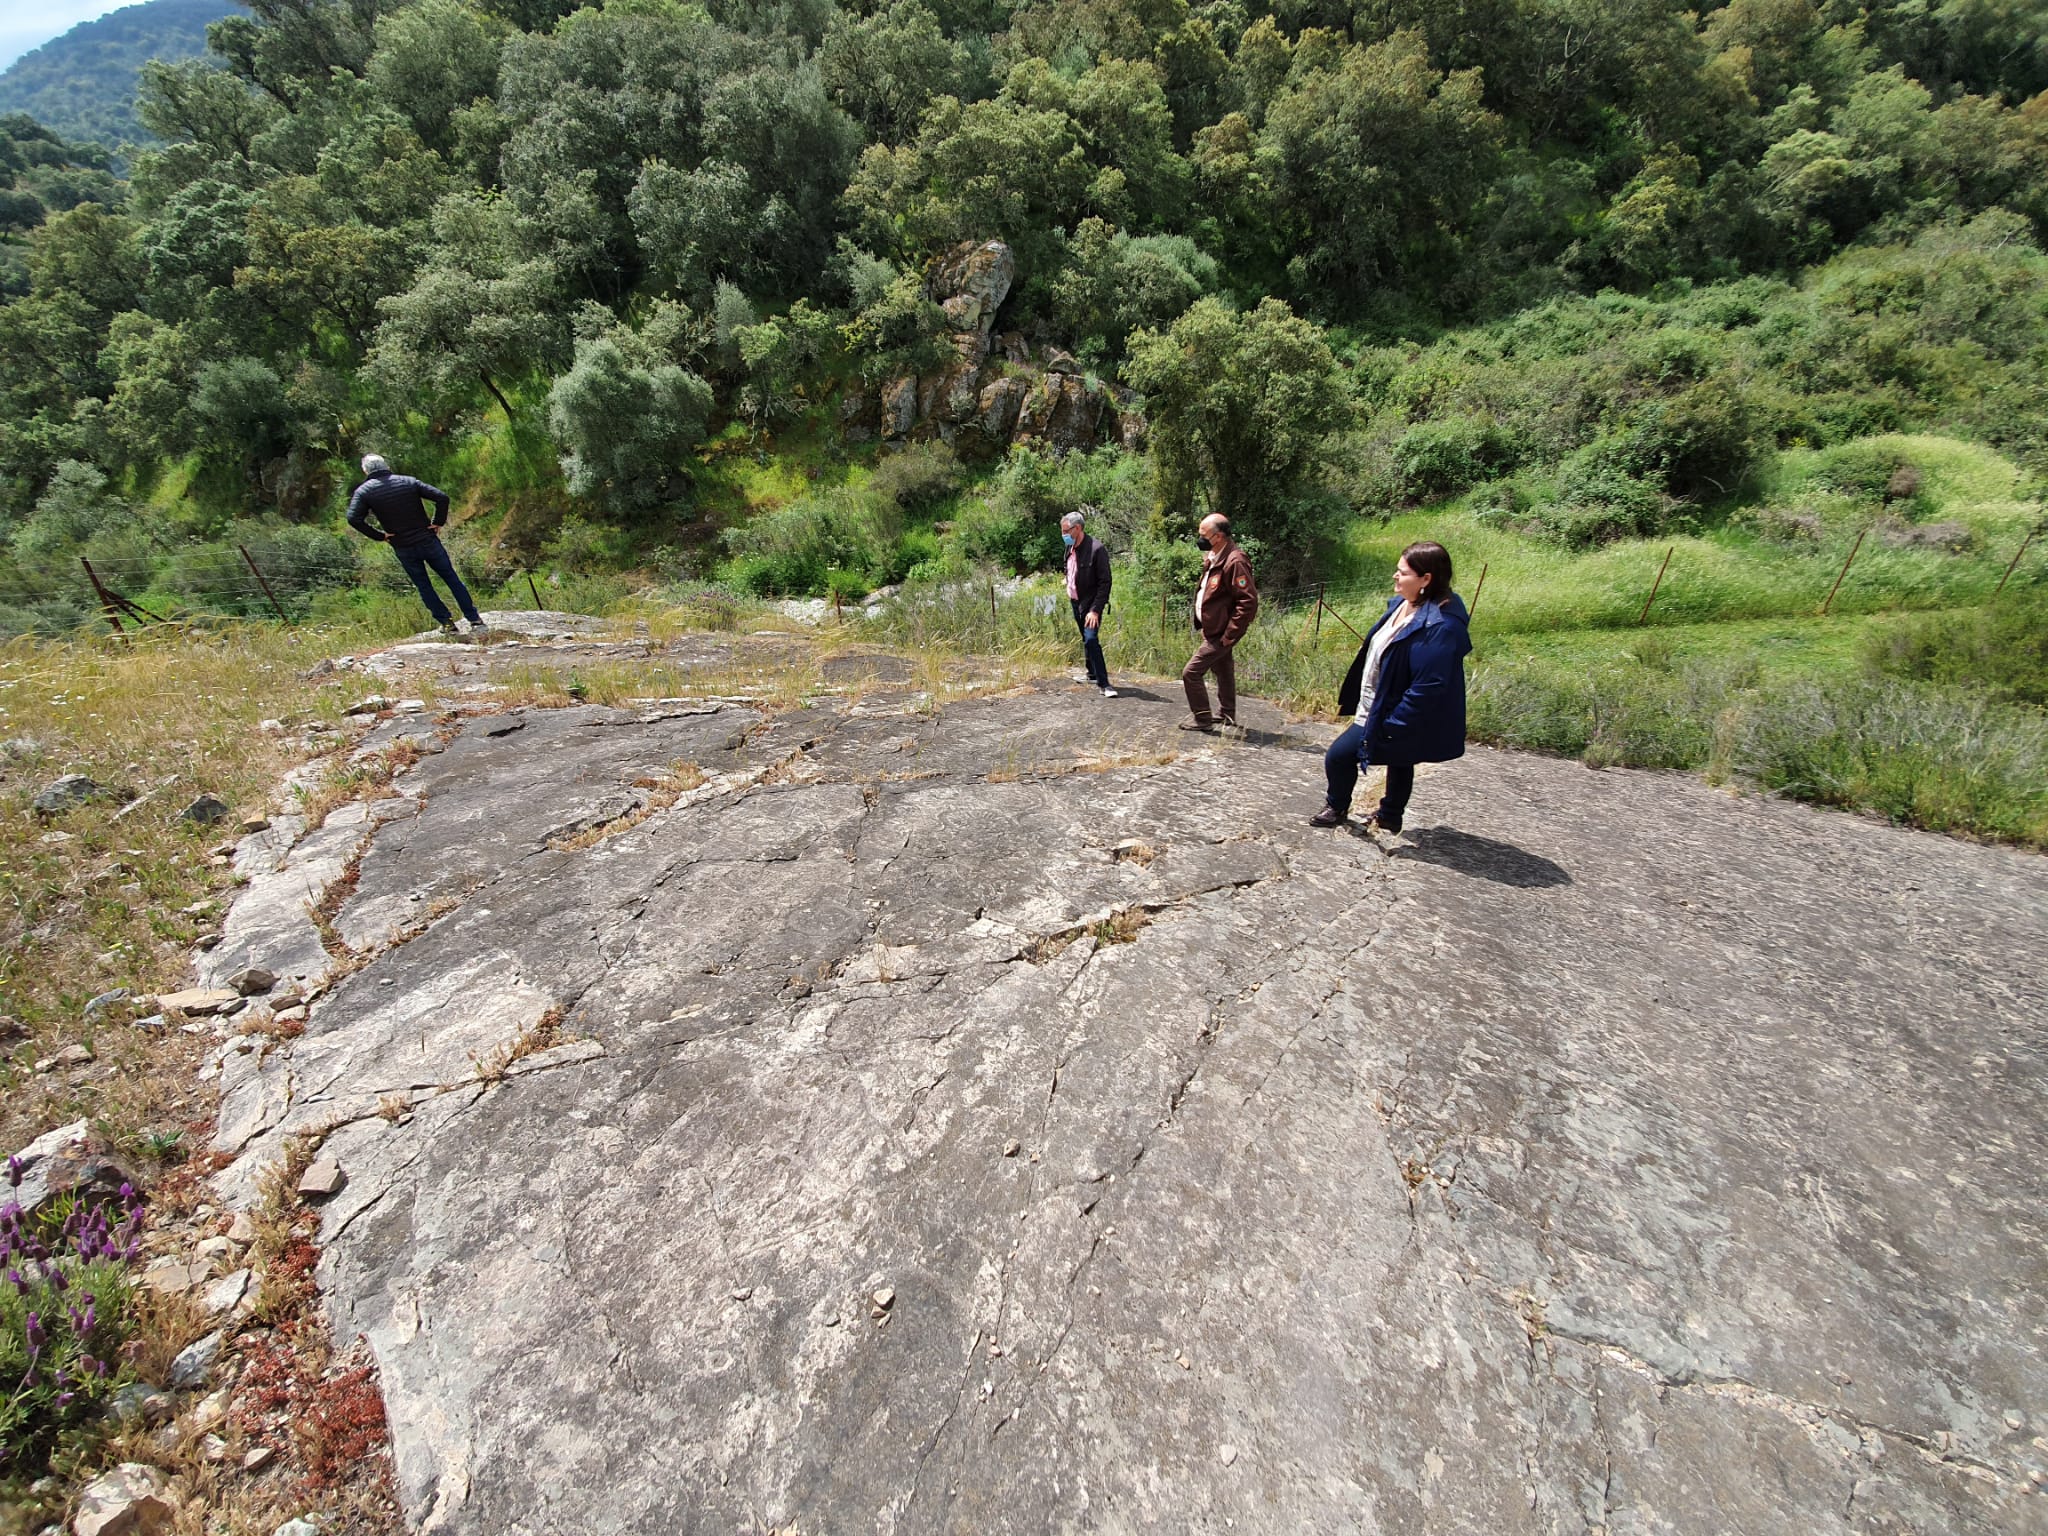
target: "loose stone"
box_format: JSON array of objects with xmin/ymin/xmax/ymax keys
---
[
  {"xmin": 157, "ymin": 988, "xmax": 239, "ymax": 1017},
  {"xmin": 72, "ymin": 1462, "xmax": 173, "ymax": 1536},
  {"xmin": 168, "ymin": 1329, "xmax": 225, "ymax": 1390},
  {"xmin": 297, "ymin": 1158, "xmax": 346, "ymax": 1198},
  {"xmin": 202, "ymin": 1269, "xmax": 252, "ymax": 1317},
  {"xmin": 32, "ymin": 774, "xmax": 103, "ymax": 817},
  {"xmin": 82, "ymin": 989, "xmax": 131, "ymax": 1024},
  {"xmin": 229, "ymin": 967, "xmax": 278, "ymax": 997}
]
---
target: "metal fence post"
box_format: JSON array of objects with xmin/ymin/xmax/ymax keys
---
[
  {"xmin": 239, "ymin": 545, "xmax": 288, "ymax": 623},
  {"xmin": 1637, "ymin": 546, "xmax": 1674, "ymax": 625},
  {"xmin": 1820, "ymin": 527, "xmax": 1868, "ymax": 617},
  {"xmin": 81, "ymin": 558, "xmax": 126, "ymax": 642},
  {"xmin": 1994, "ymin": 526, "xmax": 2040, "ymax": 598}
]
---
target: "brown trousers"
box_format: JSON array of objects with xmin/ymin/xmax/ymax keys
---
[{"xmin": 1182, "ymin": 639, "xmax": 1236, "ymax": 723}]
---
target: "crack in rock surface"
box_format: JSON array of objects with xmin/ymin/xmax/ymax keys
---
[{"xmin": 213, "ymin": 654, "xmax": 2048, "ymax": 1535}]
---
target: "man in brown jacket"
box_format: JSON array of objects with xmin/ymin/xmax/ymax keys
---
[{"xmin": 1181, "ymin": 513, "xmax": 1259, "ymax": 730}]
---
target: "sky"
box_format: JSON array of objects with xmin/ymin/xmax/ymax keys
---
[{"xmin": 0, "ymin": 0, "xmax": 146, "ymax": 72}]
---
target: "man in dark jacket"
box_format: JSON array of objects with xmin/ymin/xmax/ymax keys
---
[
  {"xmin": 1180, "ymin": 513, "xmax": 1258, "ymax": 730},
  {"xmin": 1061, "ymin": 509, "xmax": 1116, "ymax": 697},
  {"xmin": 345, "ymin": 454, "xmax": 487, "ymax": 637}
]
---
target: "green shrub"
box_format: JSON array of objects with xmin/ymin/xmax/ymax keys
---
[
  {"xmin": 1806, "ymin": 439, "xmax": 1928, "ymax": 507},
  {"xmin": 10, "ymin": 461, "xmax": 141, "ymax": 564},
  {"xmin": 1468, "ymin": 648, "xmax": 1755, "ymax": 768},
  {"xmin": 867, "ymin": 441, "xmax": 964, "ymax": 513},
  {"xmin": 721, "ymin": 487, "xmax": 891, "ymax": 595},
  {"xmin": 538, "ymin": 514, "xmax": 632, "ymax": 575},
  {"xmin": 161, "ymin": 523, "xmax": 359, "ymax": 617},
  {"xmin": 972, "ymin": 445, "xmax": 1156, "ymax": 571},
  {"xmin": 889, "ymin": 527, "xmax": 943, "ymax": 581},
  {"xmin": 1863, "ymin": 591, "xmax": 2048, "ymax": 707},
  {"xmin": 1724, "ymin": 675, "xmax": 2048, "ymax": 844},
  {"xmin": 1393, "ymin": 418, "xmax": 1523, "ymax": 503},
  {"xmin": 546, "ymin": 338, "xmax": 713, "ymax": 520},
  {"xmin": 0, "ymin": 596, "xmax": 96, "ymax": 639},
  {"xmin": 1541, "ymin": 452, "xmax": 1679, "ymax": 547}
]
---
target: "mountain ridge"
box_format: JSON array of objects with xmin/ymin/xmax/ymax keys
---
[{"xmin": 0, "ymin": 0, "xmax": 235, "ymax": 147}]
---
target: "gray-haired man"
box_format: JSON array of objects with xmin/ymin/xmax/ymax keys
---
[
  {"xmin": 345, "ymin": 454, "xmax": 487, "ymax": 637},
  {"xmin": 1062, "ymin": 510, "xmax": 1116, "ymax": 697}
]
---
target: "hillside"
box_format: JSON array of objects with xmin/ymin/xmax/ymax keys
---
[
  {"xmin": 0, "ymin": 0, "xmax": 2043, "ymax": 839},
  {"xmin": 0, "ymin": 0, "xmax": 234, "ymax": 147}
]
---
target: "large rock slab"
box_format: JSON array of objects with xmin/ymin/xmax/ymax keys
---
[{"xmin": 212, "ymin": 674, "xmax": 2048, "ymax": 1534}]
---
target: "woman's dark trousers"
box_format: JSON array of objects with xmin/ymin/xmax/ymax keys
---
[
  {"xmin": 1071, "ymin": 600, "xmax": 1109, "ymax": 687},
  {"xmin": 393, "ymin": 535, "xmax": 483, "ymax": 626},
  {"xmin": 1323, "ymin": 722, "xmax": 1415, "ymax": 829}
]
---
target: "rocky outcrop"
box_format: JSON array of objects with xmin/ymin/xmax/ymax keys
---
[
  {"xmin": 842, "ymin": 240, "xmax": 1146, "ymax": 457},
  {"xmin": 198, "ymin": 624, "xmax": 2048, "ymax": 1536}
]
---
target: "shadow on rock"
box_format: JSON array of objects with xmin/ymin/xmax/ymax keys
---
[
  {"xmin": 1393, "ymin": 826, "xmax": 1571, "ymax": 888},
  {"xmin": 1231, "ymin": 725, "xmax": 1320, "ymax": 753}
]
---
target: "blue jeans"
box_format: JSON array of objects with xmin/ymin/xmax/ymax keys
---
[
  {"xmin": 1324, "ymin": 721, "xmax": 1414, "ymax": 829},
  {"xmin": 1071, "ymin": 600, "xmax": 1109, "ymax": 687},
  {"xmin": 392, "ymin": 534, "xmax": 481, "ymax": 626}
]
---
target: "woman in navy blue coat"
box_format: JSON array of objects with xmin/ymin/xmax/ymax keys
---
[{"xmin": 1311, "ymin": 541, "xmax": 1471, "ymax": 833}]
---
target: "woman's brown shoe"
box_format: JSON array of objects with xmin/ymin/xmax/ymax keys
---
[{"xmin": 1309, "ymin": 805, "xmax": 1344, "ymax": 828}]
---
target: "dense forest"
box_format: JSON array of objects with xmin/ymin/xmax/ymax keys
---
[
  {"xmin": 1, "ymin": 0, "xmax": 2046, "ymax": 635},
  {"xmin": 0, "ymin": 0, "xmax": 232, "ymax": 149}
]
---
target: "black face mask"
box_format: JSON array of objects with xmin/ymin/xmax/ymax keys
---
[{"xmin": 1195, "ymin": 535, "xmax": 1213, "ymax": 551}]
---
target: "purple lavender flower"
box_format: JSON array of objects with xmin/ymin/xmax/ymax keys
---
[
  {"xmin": 24, "ymin": 1313, "xmax": 43, "ymax": 1349},
  {"xmin": 5, "ymin": 1155, "xmax": 21, "ymax": 1188}
]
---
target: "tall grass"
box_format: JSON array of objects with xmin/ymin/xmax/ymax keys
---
[
  {"xmin": 0, "ymin": 621, "xmax": 378, "ymax": 1155},
  {"xmin": 1725, "ymin": 678, "xmax": 2048, "ymax": 845}
]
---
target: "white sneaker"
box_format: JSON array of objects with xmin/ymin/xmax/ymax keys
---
[{"xmin": 1100, "ymin": 687, "xmax": 1118, "ymax": 698}]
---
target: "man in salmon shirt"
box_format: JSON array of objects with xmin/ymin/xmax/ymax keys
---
[{"xmin": 1180, "ymin": 513, "xmax": 1258, "ymax": 731}]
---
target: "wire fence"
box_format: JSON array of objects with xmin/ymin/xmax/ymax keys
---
[
  {"xmin": 42, "ymin": 513, "xmax": 2047, "ymax": 647},
  {"xmin": 58, "ymin": 548, "xmax": 566, "ymax": 641}
]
